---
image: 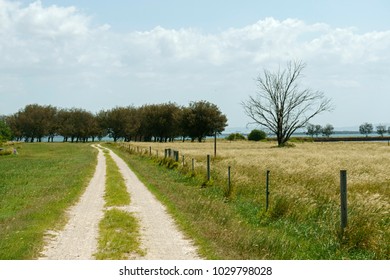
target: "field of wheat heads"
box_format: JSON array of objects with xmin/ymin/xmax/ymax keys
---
[{"xmin": 119, "ymin": 140, "xmax": 389, "ymax": 259}]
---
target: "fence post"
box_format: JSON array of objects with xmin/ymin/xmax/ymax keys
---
[
  {"xmin": 192, "ymin": 158, "xmax": 195, "ymax": 173},
  {"xmin": 266, "ymin": 170, "xmax": 270, "ymax": 212},
  {"xmin": 149, "ymin": 146, "xmax": 152, "ymax": 156},
  {"xmin": 173, "ymin": 150, "xmax": 179, "ymax": 162},
  {"xmin": 182, "ymin": 155, "xmax": 185, "ymax": 166},
  {"xmin": 340, "ymin": 170, "xmax": 348, "ymax": 231},
  {"xmin": 214, "ymin": 132, "xmax": 217, "ymax": 158},
  {"xmin": 207, "ymin": 155, "xmax": 211, "ymax": 181},
  {"xmin": 227, "ymin": 166, "xmax": 231, "ymax": 197}
]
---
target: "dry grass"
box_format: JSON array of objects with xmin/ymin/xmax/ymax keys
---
[{"xmin": 116, "ymin": 140, "xmax": 390, "ymax": 259}]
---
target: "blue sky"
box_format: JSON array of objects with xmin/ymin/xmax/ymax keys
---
[
  {"xmin": 27, "ymin": 0, "xmax": 390, "ymax": 32},
  {"xmin": 1, "ymin": 0, "xmax": 390, "ymax": 131}
]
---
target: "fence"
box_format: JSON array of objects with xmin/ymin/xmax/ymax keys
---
[{"xmin": 117, "ymin": 142, "xmax": 350, "ymax": 233}]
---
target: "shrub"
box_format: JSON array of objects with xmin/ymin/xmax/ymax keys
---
[
  {"xmin": 248, "ymin": 129, "xmax": 267, "ymax": 141},
  {"xmin": 0, "ymin": 148, "xmax": 12, "ymax": 156},
  {"xmin": 226, "ymin": 133, "xmax": 246, "ymax": 141}
]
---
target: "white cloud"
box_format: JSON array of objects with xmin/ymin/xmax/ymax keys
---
[{"xmin": 0, "ymin": 0, "xmax": 389, "ymax": 128}]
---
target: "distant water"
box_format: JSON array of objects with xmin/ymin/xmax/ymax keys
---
[{"xmin": 30, "ymin": 132, "xmax": 388, "ymax": 142}]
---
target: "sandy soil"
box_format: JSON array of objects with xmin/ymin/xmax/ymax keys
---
[{"xmin": 39, "ymin": 144, "xmax": 200, "ymax": 260}]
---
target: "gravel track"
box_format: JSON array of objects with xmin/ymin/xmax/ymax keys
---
[
  {"xmin": 39, "ymin": 144, "xmax": 200, "ymax": 260},
  {"xmin": 107, "ymin": 148, "xmax": 201, "ymax": 260},
  {"xmin": 39, "ymin": 145, "xmax": 106, "ymax": 260}
]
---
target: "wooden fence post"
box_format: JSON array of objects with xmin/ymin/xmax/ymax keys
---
[
  {"xmin": 340, "ymin": 170, "xmax": 348, "ymax": 231},
  {"xmin": 266, "ymin": 170, "xmax": 270, "ymax": 212},
  {"xmin": 227, "ymin": 166, "xmax": 231, "ymax": 197},
  {"xmin": 214, "ymin": 132, "xmax": 217, "ymax": 158},
  {"xmin": 192, "ymin": 158, "xmax": 195, "ymax": 173},
  {"xmin": 207, "ymin": 155, "xmax": 211, "ymax": 181},
  {"xmin": 174, "ymin": 150, "xmax": 179, "ymax": 162}
]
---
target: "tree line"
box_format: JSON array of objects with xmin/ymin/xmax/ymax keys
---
[
  {"xmin": 359, "ymin": 123, "xmax": 390, "ymax": 137},
  {"xmin": 1, "ymin": 101, "xmax": 228, "ymax": 143}
]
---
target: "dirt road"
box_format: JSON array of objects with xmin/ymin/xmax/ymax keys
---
[
  {"xmin": 39, "ymin": 145, "xmax": 106, "ymax": 260},
  {"xmin": 108, "ymin": 148, "xmax": 200, "ymax": 260},
  {"xmin": 39, "ymin": 145, "xmax": 200, "ymax": 260}
]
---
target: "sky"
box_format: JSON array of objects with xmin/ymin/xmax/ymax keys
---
[{"xmin": 1, "ymin": 0, "xmax": 389, "ymax": 131}]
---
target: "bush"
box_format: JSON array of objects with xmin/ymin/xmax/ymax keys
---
[
  {"xmin": 248, "ymin": 129, "xmax": 267, "ymax": 141},
  {"xmin": 226, "ymin": 133, "xmax": 246, "ymax": 141},
  {"xmin": 0, "ymin": 148, "xmax": 12, "ymax": 156}
]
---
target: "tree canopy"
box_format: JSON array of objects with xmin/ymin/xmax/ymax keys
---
[
  {"xmin": 182, "ymin": 101, "xmax": 228, "ymax": 142},
  {"xmin": 359, "ymin": 123, "xmax": 373, "ymax": 137},
  {"xmin": 0, "ymin": 117, "xmax": 12, "ymax": 143},
  {"xmin": 5, "ymin": 101, "xmax": 228, "ymax": 143}
]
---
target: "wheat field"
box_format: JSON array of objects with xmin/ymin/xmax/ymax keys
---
[{"xmin": 118, "ymin": 140, "xmax": 390, "ymax": 259}]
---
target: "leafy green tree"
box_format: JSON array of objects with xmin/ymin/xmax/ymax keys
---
[
  {"xmin": 105, "ymin": 107, "xmax": 129, "ymax": 142},
  {"xmin": 139, "ymin": 103, "xmax": 181, "ymax": 142},
  {"xmin": 376, "ymin": 125, "xmax": 387, "ymax": 137},
  {"xmin": 5, "ymin": 114, "xmax": 22, "ymax": 141},
  {"xmin": 10, "ymin": 104, "xmax": 57, "ymax": 142},
  {"xmin": 104, "ymin": 106, "xmax": 142, "ymax": 142},
  {"xmin": 57, "ymin": 109, "xmax": 74, "ymax": 142},
  {"xmin": 71, "ymin": 109, "xmax": 96, "ymax": 142},
  {"xmin": 122, "ymin": 107, "xmax": 141, "ymax": 142},
  {"xmin": 182, "ymin": 101, "xmax": 228, "ymax": 142},
  {"xmin": 226, "ymin": 133, "xmax": 246, "ymax": 141},
  {"xmin": 322, "ymin": 124, "xmax": 334, "ymax": 138},
  {"xmin": 248, "ymin": 129, "xmax": 267, "ymax": 141},
  {"xmin": 45, "ymin": 106, "xmax": 59, "ymax": 142},
  {"xmin": 306, "ymin": 124, "xmax": 322, "ymax": 138},
  {"xmin": 57, "ymin": 108, "xmax": 98, "ymax": 142},
  {"xmin": 0, "ymin": 117, "xmax": 12, "ymax": 143},
  {"xmin": 359, "ymin": 123, "xmax": 373, "ymax": 137}
]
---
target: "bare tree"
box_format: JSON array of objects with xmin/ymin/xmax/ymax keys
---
[{"xmin": 242, "ymin": 61, "xmax": 332, "ymax": 146}]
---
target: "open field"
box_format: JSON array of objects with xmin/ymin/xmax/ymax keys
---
[
  {"xmin": 0, "ymin": 143, "xmax": 97, "ymax": 259},
  {"xmin": 114, "ymin": 140, "xmax": 390, "ymax": 259}
]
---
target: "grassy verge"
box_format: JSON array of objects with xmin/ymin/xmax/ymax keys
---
[
  {"xmin": 95, "ymin": 147, "xmax": 144, "ymax": 260},
  {"xmin": 110, "ymin": 142, "xmax": 389, "ymax": 260},
  {"xmin": 102, "ymin": 149, "xmax": 130, "ymax": 206},
  {"xmin": 95, "ymin": 209, "xmax": 144, "ymax": 260},
  {"xmin": 0, "ymin": 143, "xmax": 97, "ymax": 260}
]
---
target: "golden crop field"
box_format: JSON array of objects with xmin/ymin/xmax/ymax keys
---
[{"xmin": 117, "ymin": 140, "xmax": 390, "ymax": 259}]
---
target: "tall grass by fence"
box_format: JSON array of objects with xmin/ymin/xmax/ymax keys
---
[{"xmin": 115, "ymin": 141, "xmax": 389, "ymax": 259}]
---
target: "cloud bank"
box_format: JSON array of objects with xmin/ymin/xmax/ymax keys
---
[{"xmin": 1, "ymin": 0, "xmax": 389, "ymax": 128}]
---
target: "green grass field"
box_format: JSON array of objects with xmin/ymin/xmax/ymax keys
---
[
  {"xmin": 0, "ymin": 143, "xmax": 97, "ymax": 259},
  {"xmin": 112, "ymin": 141, "xmax": 390, "ymax": 260}
]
